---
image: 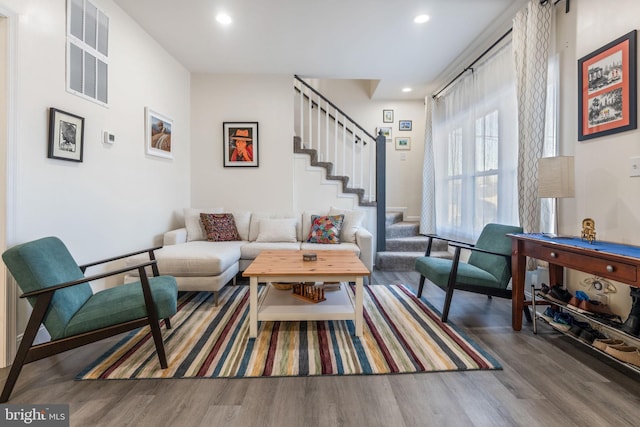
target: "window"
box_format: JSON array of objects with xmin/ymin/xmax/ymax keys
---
[
  {"xmin": 67, "ymin": 0, "xmax": 109, "ymax": 105},
  {"xmin": 433, "ymin": 43, "xmax": 518, "ymax": 241}
]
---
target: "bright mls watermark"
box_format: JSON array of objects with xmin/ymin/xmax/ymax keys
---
[{"xmin": 0, "ymin": 405, "xmax": 69, "ymax": 426}]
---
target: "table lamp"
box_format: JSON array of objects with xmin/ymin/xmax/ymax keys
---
[{"xmin": 538, "ymin": 156, "xmax": 575, "ymax": 235}]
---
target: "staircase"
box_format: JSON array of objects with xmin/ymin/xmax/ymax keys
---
[
  {"xmin": 294, "ymin": 76, "xmax": 379, "ymax": 207},
  {"xmin": 293, "ymin": 137, "xmax": 376, "ymax": 207},
  {"xmin": 375, "ymin": 212, "xmax": 450, "ymax": 271}
]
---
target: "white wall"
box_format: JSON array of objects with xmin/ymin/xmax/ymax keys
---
[
  {"xmin": 557, "ymin": 0, "xmax": 640, "ymax": 316},
  {"xmin": 190, "ymin": 74, "xmax": 294, "ymax": 212},
  {"xmin": 306, "ymin": 79, "xmax": 426, "ymax": 220},
  {"xmin": 2, "ymin": 0, "xmax": 190, "ymax": 332}
]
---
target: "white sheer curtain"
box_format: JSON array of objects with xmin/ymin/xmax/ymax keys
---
[
  {"xmin": 431, "ymin": 42, "xmax": 518, "ymax": 242},
  {"xmin": 419, "ymin": 98, "xmax": 436, "ymax": 235}
]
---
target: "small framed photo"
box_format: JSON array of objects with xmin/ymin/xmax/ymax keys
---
[
  {"xmin": 383, "ymin": 109, "xmax": 394, "ymax": 123},
  {"xmin": 223, "ymin": 122, "xmax": 259, "ymax": 167},
  {"xmin": 395, "ymin": 137, "xmax": 411, "ymax": 150},
  {"xmin": 578, "ymin": 30, "xmax": 637, "ymax": 141},
  {"xmin": 399, "ymin": 120, "xmax": 412, "ymax": 131},
  {"xmin": 48, "ymin": 108, "xmax": 84, "ymax": 162},
  {"xmin": 146, "ymin": 108, "xmax": 173, "ymax": 159},
  {"xmin": 376, "ymin": 126, "xmax": 392, "ymax": 142}
]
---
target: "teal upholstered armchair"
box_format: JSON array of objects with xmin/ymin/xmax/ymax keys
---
[
  {"xmin": 0, "ymin": 236, "xmax": 178, "ymax": 402},
  {"xmin": 414, "ymin": 223, "xmax": 525, "ymax": 323}
]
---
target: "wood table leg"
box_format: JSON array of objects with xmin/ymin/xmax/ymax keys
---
[
  {"xmin": 355, "ymin": 276, "xmax": 364, "ymax": 336},
  {"xmin": 511, "ymin": 241, "xmax": 525, "ymax": 331},
  {"xmin": 548, "ymin": 263, "xmax": 564, "ymax": 287},
  {"xmin": 250, "ymin": 276, "xmax": 258, "ymax": 338}
]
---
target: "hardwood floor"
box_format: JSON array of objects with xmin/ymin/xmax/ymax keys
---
[{"xmin": 2, "ymin": 270, "xmax": 640, "ymax": 426}]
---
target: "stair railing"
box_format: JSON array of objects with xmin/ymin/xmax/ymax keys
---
[{"xmin": 294, "ymin": 76, "xmax": 377, "ymax": 204}]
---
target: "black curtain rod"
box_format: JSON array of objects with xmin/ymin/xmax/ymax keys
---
[
  {"xmin": 432, "ymin": 28, "xmax": 512, "ymax": 99},
  {"xmin": 432, "ymin": 0, "xmax": 568, "ymax": 100}
]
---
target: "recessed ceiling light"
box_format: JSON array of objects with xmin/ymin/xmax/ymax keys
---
[
  {"xmin": 414, "ymin": 14, "xmax": 430, "ymax": 24},
  {"xmin": 216, "ymin": 13, "xmax": 232, "ymax": 25},
  {"xmin": 402, "ymin": 87, "xmax": 413, "ymax": 93}
]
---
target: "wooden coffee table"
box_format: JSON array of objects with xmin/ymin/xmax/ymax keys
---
[{"xmin": 242, "ymin": 250, "xmax": 370, "ymax": 338}]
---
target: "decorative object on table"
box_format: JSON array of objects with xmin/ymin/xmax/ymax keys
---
[
  {"xmin": 382, "ymin": 109, "xmax": 394, "ymax": 123},
  {"xmin": 538, "ymin": 156, "xmax": 575, "ymax": 235},
  {"xmin": 399, "ymin": 120, "xmax": 412, "ymax": 131},
  {"xmin": 578, "ymin": 30, "xmax": 637, "ymax": 141},
  {"xmin": 376, "ymin": 126, "xmax": 392, "ymax": 142},
  {"xmin": 77, "ymin": 285, "xmax": 502, "ymax": 380},
  {"xmin": 145, "ymin": 107, "xmax": 173, "ymax": 159},
  {"xmin": 48, "ymin": 108, "xmax": 84, "ymax": 162},
  {"xmin": 581, "ymin": 218, "xmax": 596, "ymax": 243},
  {"xmin": 395, "ymin": 137, "xmax": 411, "ymax": 150},
  {"xmin": 292, "ymin": 282, "xmax": 326, "ymax": 303},
  {"xmin": 223, "ymin": 122, "xmax": 259, "ymax": 167},
  {"xmin": 302, "ymin": 252, "xmax": 317, "ymax": 261}
]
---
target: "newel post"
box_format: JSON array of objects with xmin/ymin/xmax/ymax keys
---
[{"xmin": 376, "ymin": 131, "xmax": 386, "ymax": 252}]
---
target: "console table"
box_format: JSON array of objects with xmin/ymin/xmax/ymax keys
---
[{"xmin": 509, "ymin": 233, "xmax": 640, "ymax": 331}]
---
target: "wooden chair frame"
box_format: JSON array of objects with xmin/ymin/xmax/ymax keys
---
[
  {"xmin": 1, "ymin": 246, "xmax": 172, "ymax": 403},
  {"xmin": 417, "ymin": 234, "xmax": 533, "ymax": 323}
]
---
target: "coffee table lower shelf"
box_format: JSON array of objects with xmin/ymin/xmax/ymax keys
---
[{"xmin": 258, "ymin": 282, "xmax": 355, "ymax": 321}]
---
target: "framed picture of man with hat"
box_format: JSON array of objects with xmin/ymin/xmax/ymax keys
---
[{"xmin": 223, "ymin": 122, "xmax": 259, "ymax": 167}]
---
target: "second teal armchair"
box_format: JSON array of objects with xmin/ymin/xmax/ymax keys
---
[{"xmin": 415, "ymin": 223, "xmax": 525, "ymax": 323}]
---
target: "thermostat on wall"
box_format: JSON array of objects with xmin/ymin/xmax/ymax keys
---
[{"xmin": 103, "ymin": 131, "xmax": 115, "ymax": 144}]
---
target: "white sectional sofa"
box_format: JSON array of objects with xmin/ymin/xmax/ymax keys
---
[{"xmin": 125, "ymin": 208, "xmax": 373, "ymax": 304}]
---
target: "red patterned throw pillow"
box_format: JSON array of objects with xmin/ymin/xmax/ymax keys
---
[
  {"xmin": 306, "ymin": 214, "xmax": 344, "ymax": 244},
  {"xmin": 200, "ymin": 213, "xmax": 241, "ymax": 242}
]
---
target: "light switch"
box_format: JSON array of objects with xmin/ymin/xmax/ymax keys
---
[{"xmin": 630, "ymin": 156, "xmax": 640, "ymax": 177}]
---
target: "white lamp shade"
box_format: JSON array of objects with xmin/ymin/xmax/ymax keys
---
[{"xmin": 538, "ymin": 156, "xmax": 575, "ymax": 198}]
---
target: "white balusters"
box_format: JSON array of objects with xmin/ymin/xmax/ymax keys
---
[{"xmin": 293, "ymin": 77, "xmax": 376, "ymax": 204}]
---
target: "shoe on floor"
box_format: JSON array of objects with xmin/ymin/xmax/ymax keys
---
[
  {"xmin": 604, "ymin": 344, "xmax": 640, "ymax": 367},
  {"xmin": 593, "ymin": 338, "xmax": 624, "ymax": 351}
]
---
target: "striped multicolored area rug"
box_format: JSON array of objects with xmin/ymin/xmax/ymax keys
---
[{"xmin": 77, "ymin": 284, "xmax": 500, "ymax": 379}]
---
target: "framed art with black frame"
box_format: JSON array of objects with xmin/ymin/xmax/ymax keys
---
[
  {"xmin": 223, "ymin": 122, "xmax": 259, "ymax": 167},
  {"xmin": 578, "ymin": 30, "xmax": 637, "ymax": 141},
  {"xmin": 48, "ymin": 108, "xmax": 84, "ymax": 162}
]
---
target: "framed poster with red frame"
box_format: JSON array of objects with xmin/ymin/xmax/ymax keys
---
[{"xmin": 578, "ymin": 30, "xmax": 637, "ymax": 141}]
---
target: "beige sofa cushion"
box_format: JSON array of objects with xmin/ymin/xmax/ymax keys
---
[
  {"xmin": 127, "ymin": 241, "xmax": 244, "ymax": 276},
  {"xmin": 231, "ymin": 211, "xmax": 251, "ymax": 241},
  {"xmin": 240, "ymin": 241, "xmax": 301, "ymax": 260},
  {"xmin": 300, "ymin": 242, "xmax": 360, "ymax": 256},
  {"xmin": 329, "ymin": 207, "xmax": 366, "ymax": 243},
  {"xmin": 256, "ymin": 218, "xmax": 298, "ymax": 243},
  {"xmin": 248, "ymin": 212, "xmax": 300, "ymax": 241}
]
